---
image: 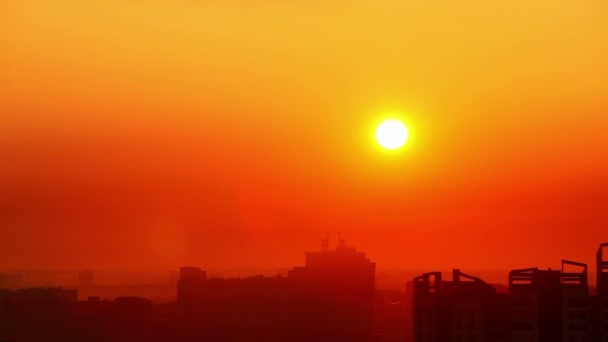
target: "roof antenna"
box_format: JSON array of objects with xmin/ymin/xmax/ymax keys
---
[
  {"xmin": 338, "ymin": 232, "xmax": 346, "ymax": 249},
  {"xmin": 321, "ymin": 232, "xmax": 329, "ymax": 252}
]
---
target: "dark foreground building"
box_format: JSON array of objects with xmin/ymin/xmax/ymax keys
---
[
  {"xmin": 509, "ymin": 260, "xmax": 589, "ymax": 342},
  {"xmin": 413, "ymin": 269, "xmax": 509, "ymax": 342},
  {"xmin": 596, "ymin": 243, "xmax": 608, "ymax": 342},
  {"xmin": 413, "ymin": 243, "xmax": 608, "ymax": 342}
]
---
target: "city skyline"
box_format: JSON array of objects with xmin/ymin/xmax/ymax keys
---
[
  {"xmin": 2, "ymin": 241, "xmax": 608, "ymax": 341},
  {"xmin": 5, "ymin": 238, "xmax": 608, "ymax": 290}
]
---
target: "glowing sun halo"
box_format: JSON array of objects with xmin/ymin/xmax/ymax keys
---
[{"xmin": 376, "ymin": 119, "xmax": 409, "ymax": 150}]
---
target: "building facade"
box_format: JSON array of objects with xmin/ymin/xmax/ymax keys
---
[{"xmin": 413, "ymin": 269, "xmax": 509, "ymax": 342}]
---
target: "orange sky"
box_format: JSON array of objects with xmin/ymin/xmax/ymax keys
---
[{"xmin": 1, "ymin": 0, "xmax": 608, "ymax": 273}]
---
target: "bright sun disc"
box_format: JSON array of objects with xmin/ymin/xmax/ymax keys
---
[{"xmin": 376, "ymin": 119, "xmax": 409, "ymax": 150}]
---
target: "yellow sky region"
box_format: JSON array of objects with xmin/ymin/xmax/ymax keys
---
[
  {"xmin": 3, "ymin": 0, "xmax": 608, "ymax": 185},
  {"xmin": 2, "ymin": 3, "xmax": 607, "ymax": 139},
  {"xmin": 3, "ymin": 0, "xmax": 607, "ymax": 116}
]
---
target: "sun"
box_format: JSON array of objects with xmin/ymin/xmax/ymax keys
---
[{"xmin": 375, "ymin": 119, "xmax": 409, "ymax": 150}]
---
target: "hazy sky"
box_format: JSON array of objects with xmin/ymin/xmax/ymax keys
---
[{"xmin": 1, "ymin": 0, "xmax": 608, "ymax": 272}]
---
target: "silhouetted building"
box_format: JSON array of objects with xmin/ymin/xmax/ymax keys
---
[
  {"xmin": 374, "ymin": 289, "xmax": 408, "ymax": 341},
  {"xmin": 177, "ymin": 267, "xmax": 207, "ymax": 317},
  {"xmin": 405, "ymin": 280, "xmax": 415, "ymax": 341},
  {"xmin": 509, "ymin": 267, "xmax": 563, "ymax": 341},
  {"xmin": 509, "ymin": 260, "xmax": 591, "ymax": 342},
  {"xmin": 561, "ymin": 260, "xmax": 589, "ymax": 341},
  {"xmin": 288, "ymin": 238, "xmax": 376, "ymax": 339},
  {"xmin": 176, "ymin": 241, "xmax": 376, "ymax": 341},
  {"xmin": 0, "ymin": 287, "xmax": 153, "ymax": 342},
  {"xmin": 0, "ymin": 287, "xmax": 78, "ymax": 341},
  {"xmin": 413, "ymin": 269, "xmax": 509, "ymax": 342},
  {"xmin": 412, "ymin": 244, "xmax": 608, "ymax": 342},
  {"xmin": 597, "ymin": 243, "xmax": 608, "ymax": 341},
  {"xmin": 113, "ymin": 296, "xmax": 153, "ymax": 340}
]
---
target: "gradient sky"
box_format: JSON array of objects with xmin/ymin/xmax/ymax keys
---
[{"xmin": 1, "ymin": 0, "xmax": 608, "ymax": 273}]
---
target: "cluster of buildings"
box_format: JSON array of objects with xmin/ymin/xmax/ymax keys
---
[
  {"xmin": 2, "ymin": 241, "xmax": 608, "ymax": 341},
  {"xmin": 413, "ymin": 243, "xmax": 608, "ymax": 342},
  {"xmin": 0, "ymin": 239, "xmax": 378, "ymax": 342},
  {"xmin": 0, "ymin": 287, "xmax": 153, "ymax": 341},
  {"xmin": 177, "ymin": 238, "xmax": 376, "ymax": 341}
]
